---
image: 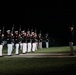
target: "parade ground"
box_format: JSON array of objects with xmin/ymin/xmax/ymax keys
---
[
  {"xmin": 0, "ymin": 46, "xmax": 76, "ymax": 75},
  {"xmin": 2, "ymin": 46, "xmax": 76, "ymax": 58}
]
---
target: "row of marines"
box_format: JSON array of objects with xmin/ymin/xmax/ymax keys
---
[{"xmin": 0, "ymin": 29, "xmax": 45, "ymax": 56}]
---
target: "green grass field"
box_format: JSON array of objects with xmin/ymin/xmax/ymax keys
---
[
  {"xmin": 0, "ymin": 57, "xmax": 76, "ymax": 75},
  {"xmin": 0, "ymin": 46, "xmax": 76, "ymax": 75},
  {"xmin": 35, "ymin": 46, "xmax": 76, "ymax": 53},
  {"xmin": 3, "ymin": 46, "xmax": 76, "ymax": 54}
]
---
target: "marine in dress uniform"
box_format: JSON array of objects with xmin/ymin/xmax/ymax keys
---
[
  {"xmin": 11, "ymin": 24, "xmax": 14, "ymax": 51},
  {"xmin": 6, "ymin": 30, "xmax": 13, "ymax": 56},
  {"xmin": 69, "ymin": 27, "xmax": 74, "ymax": 56},
  {"xmin": 38, "ymin": 33, "xmax": 42, "ymax": 49},
  {"xmin": 22, "ymin": 31, "xmax": 27, "ymax": 53},
  {"xmin": 31, "ymin": 32, "xmax": 36, "ymax": 52},
  {"xmin": 45, "ymin": 33, "xmax": 49, "ymax": 48},
  {"xmin": 19, "ymin": 25, "xmax": 22, "ymax": 51},
  {"xmin": 27, "ymin": 30, "xmax": 32, "ymax": 52},
  {"xmin": 19, "ymin": 31, "xmax": 23, "ymax": 50},
  {"xmin": 0, "ymin": 30, "xmax": 4, "ymax": 56},
  {"xmin": 34, "ymin": 30, "xmax": 38, "ymax": 51},
  {"xmin": 14, "ymin": 31, "xmax": 20, "ymax": 55},
  {"xmin": 35, "ymin": 36, "xmax": 38, "ymax": 50}
]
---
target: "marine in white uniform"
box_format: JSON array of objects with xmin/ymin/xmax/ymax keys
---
[
  {"xmin": 27, "ymin": 30, "xmax": 32, "ymax": 52},
  {"xmin": 0, "ymin": 30, "xmax": 4, "ymax": 56},
  {"xmin": 6, "ymin": 30, "xmax": 13, "ymax": 56},
  {"xmin": 38, "ymin": 33, "xmax": 42, "ymax": 49},
  {"xmin": 14, "ymin": 31, "xmax": 20, "ymax": 55},
  {"xmin": 31, "ymin": 32, "xmax": 36, "ymax": 52},
  {"xmin": 19, "ymin": 31, "xmax": 23, "ymax": 50},
  {"xmin": 22, "ymin": 31, "xmax": 27, "ymax": 54},
  {"xmin": 34, "ymin": 31, "xmax": 38, "ymax": 51},
  {"xmin": 69, "ymin": 27, "xmax": 74, "ymax": 56},
  {"xmin": 45, "ymin": 33, "xmax": 49, "ymax": 48}
]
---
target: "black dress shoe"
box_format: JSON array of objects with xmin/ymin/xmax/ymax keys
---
[
  {"xmin": 8, "ymin": 55, "xmax": 12, "ymax": 56},
  {"xmin": 69, "ymin": 53, "xmax": 74, "ymax": 56},
  {"xmin": 32, "ymin": 51, "xmax": 34, "ymax": 53},
  {"xmin": 0, "ymin": 56, "xmax": 3, "ymax": 57},
  {"xmin": 15, "ymin": 54, "xmax": 19, "ymax": 55},
  {"xmin": 22, "ymin": 53, "xmax": 25, "ymax": 54},
  {"xmin": 23, "ymin": 52, "xmax": 27, "ymax": 54}
]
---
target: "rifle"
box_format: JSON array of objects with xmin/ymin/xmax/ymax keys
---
[
  {"xmin": 31, "ymin": 28, "xmax": 33, "ymax": 34},
  {"xmin": 35, "ymin": 29, "xmax": 37, "ymax": 35},
  {"xmin": 19, "ymin": 25, "xmax": 21, "ymax": 36},
  {"xmin": 27, "ymin": 28, "xmax": 29, "ymax": 32},
  {"xmin": 2, "ymin": 25, "xmax": 5, "ymax": 34},
  {"xmin": 2, "ymin": 25, "xmax": 5, "ymax": 37},
  {"xmin": 11, "ymin": 24, "xmax": 14, "ymax": 35},
  {"xmin": 35, "ymin": 28, "xmax": 37, "ymax": 33},
  {"xmin": 39, "ymin": 30, "xmax": 41, "ymax": 36},
  {"xmin": 31, "ymin": 28, "xmax": 33, "ymax": 32},
  {"xmin": 34, "ymin": 29, "xmax": 38, "ymax": 40},
  {"xmin": 27, "ymin": 28, "xmax": 30, "ymax": 35}
]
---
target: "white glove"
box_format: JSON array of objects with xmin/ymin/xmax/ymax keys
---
[{"xmin": 2, "ymin": 34, "xmax": 4, "ymax": 37}]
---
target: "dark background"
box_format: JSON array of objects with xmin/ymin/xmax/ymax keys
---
[{"xmin": 0, "ymin": 1, "xmax": 76, "ymax": 46}]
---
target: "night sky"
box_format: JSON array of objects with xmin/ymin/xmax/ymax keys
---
[{"xmin": 0, "ymin": 1, "xmax": 76, "ymax": 45}]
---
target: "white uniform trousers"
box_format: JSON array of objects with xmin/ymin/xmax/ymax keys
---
[
  {"xmin": 32, "ymin": 43, "xmax": 36, "ymax": 52},
  {"xmin": 7, "ymin": 44, "xmax": 12, "ymax": 55},
  {"xmin": 69, "ymin": 42, "xmax": 74, "ymax": 55},
  {"xmin": 20, "ymin": 43, "xmax": 23, "ymax": 50},
  {"xmin": 22, "ymin": 43, "xmax": 27, "ymax": 53},
  {"xmin": 15, "ymin": 44, "xmax": 19, "ymax": 54},
  {"xmin": 12, "ymin": 43, "xmax": 14, "ymax": 51},
  {"xmin": 35, "ymin": 42, "xmax": 38, "ymax": 50},
  {"xmin": 39, "ymin": 42, "xmax": 42, "ymax": 49},
  {"xmin": 0, "ymin": 45, "xmax": 3, "ymax": 56},
  {"xmin": 27, "ymin": 43, "xmax": 31, "ymax": 52},
  {"xmin": 46, "ymin": 42, "xmax": 49, "ymax": 48},
  {"xmin": 2, "ymin": 41, "xmax": 5, "ymax": 46}
]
